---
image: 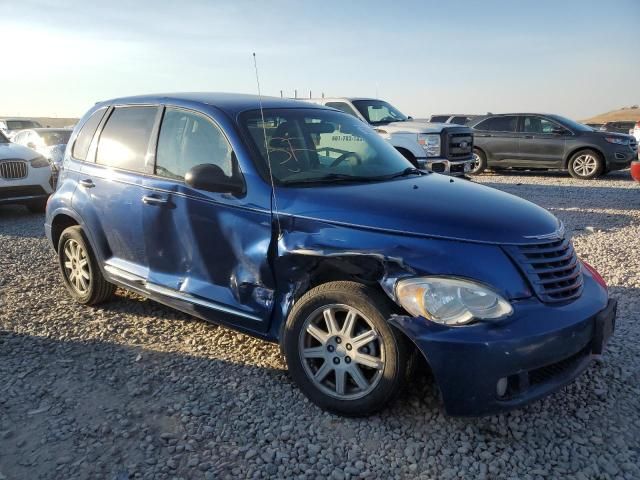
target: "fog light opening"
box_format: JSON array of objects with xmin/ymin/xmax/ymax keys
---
[{"xmin": 496, "ymin": 377, "xmax": 508, "ymax": 398}]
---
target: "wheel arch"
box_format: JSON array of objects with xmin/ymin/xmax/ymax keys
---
[
  {"xmin": 395, "ymin": 147, "xmax": 419, "ymax": 168},
  {"xmin": 564, "ymin": 145, "xmax": 605, "ymax": 169}
]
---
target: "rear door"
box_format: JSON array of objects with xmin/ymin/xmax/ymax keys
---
[
  {"xmin": 472, "ymin": 115, "xmax": 519, "ymax": 166},
  {"xmin": 142, "ymin": 106, "xmax": 275, "ymax": 333},
  {"xmin": 517, "ymin": 115, "xmax": 567, "ymax": 168},
  {"xmin": 76, "ymin": 105, "xmax": 161, "ymax": 279}
]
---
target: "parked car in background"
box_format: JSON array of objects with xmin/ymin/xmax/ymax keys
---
[
  {"xmin": 307, "ymin": 97, "xmax": 474, "ymax": 176},
  {"xmin": 46, "ymin": 93, "xmax": 615, "ymax": 417},
  {"xmin": 428, "ymin": 114, "xmax": 481, "ymax": 125},
  {"xmin": 469, "ymin": 113, "xmax": 637, "ymax": 179},
  {"xmin": 13, "ymin": 128, "xmax": 72, "ymax": 169},
  {"xmin": 599, "ymin": 121, "xmax": 636, "ymax": 134},
  {"xmin": 0, "ymin": 130, "xmax": 54, "ymax": 212},
  {"xmin": 0, "ymin": 118, "xmax": 43, "ymax": 139},
  {"xmin": 584, "ymin": 123, "xmax": 603, "ymax": 130}
]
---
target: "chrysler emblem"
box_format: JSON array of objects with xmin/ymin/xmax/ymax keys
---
[{"xmin": 523, "ymin": 222, "xmax": 565, "ymax": 240}]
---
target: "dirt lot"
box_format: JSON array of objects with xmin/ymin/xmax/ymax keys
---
[{"xmin": 1, "ymin": 171, "xmax": 639, "ymax": 480}]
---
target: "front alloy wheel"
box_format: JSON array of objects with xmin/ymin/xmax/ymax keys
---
[
  {"xmin": 299, "ymin": 305, "xmax": 385, "ymax": 400},
  {"xmin": 568, "ymin": 149, "xmax": 603, "ymax": 179},
  {"xmin": 284, "ymin": 281, "xmax": 410, "ymax": 416}
]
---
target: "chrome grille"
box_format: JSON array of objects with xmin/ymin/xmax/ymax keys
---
[
  {"xmin": 0, "ymin": 160, "xmax": 28, "ymax": 179},
  {"xmin": 504, "ymin": 238, "xmax": 583, "ymax": 303}
]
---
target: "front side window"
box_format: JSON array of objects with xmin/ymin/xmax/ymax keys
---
[
  {"xmin": 73, "ymin": 108, "xmax": 107, "ymax": 160},
  {"xmin": 156, "ymin": 108, "xmax": 233, "ymax": 180},
  {"xmin": 430, "ymin": 115, "xmax": 450, "ymax": 123},
  {"xmin": 96, "ymin": 106, "xmax": 158, "ymax": 172},
  {"xmin": 523, "ymin": 116, "xmax": 558, "ymax": 134},
  {"xmin": 474, "ymin": 116, "xmax": 518, "ymax": 132},
  {"xmin": 240, "ymin": 108, "xmax": 413, "ymax": 185},
  {"xmin": 351, "ymin": 100, "xmax": 408, "ymax": 125}
]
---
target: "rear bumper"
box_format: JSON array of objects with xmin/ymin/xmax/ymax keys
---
[
  {"xmin": 390, "ymin": 278, "xmax": 614, "ymax": 416},
  {"xmin": 418, "ymin": 158, "xmax": 473, "ymax": 176}
]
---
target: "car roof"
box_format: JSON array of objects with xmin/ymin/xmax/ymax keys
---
[{"xmin": 100, "ymin": 92, "xmax": 328, "ymax": 116}]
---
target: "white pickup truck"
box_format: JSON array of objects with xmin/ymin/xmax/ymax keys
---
[{"xmin": 307, "ymin": 97, "xmax": 474, "ymax": 176}]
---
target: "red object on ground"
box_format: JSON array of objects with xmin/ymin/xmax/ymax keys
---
[{"xmin": 631, "ymin": 161, "xmax": 640, "ymax": 182}]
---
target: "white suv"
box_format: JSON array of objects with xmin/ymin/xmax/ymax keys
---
[
  {"xmin": 0, "ymin": 131, "xmax": 54, "ymax": 212},
  {"xmin": 307, "ymin": 98, "xmax": 474, "ymax": 176}
]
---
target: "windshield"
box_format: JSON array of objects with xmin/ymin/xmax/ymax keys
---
[
  {"xmin": 6, "ymin": 120, "xmax": 41, "ymax": 130},
  {"xmin": 547, "ymin": 114, "xmax": 592, "ymax": 133},
  {"xmin": 240, "ymin": 108, "xmax": 415, "ymax": 186},
  {"xmin": 39, "ymin": 130, "xmax": 72, "ymax": 146},
  {"xmin": 351, "ymin": 100, "xmax": 408, "ymax": 125}
]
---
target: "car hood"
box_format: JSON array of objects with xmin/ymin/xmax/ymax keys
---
[
  {"xmin": 0, "ymin": 142, "xmax": 40, "ymax": 160},
  {"xmin": 375, "ymin": 120, "xmax": 453, "ymax": 134},
  {"xmin": 277, "ymin": 173, "xmax": 560, "ymax": 245}
]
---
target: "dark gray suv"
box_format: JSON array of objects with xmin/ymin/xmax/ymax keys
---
[{"xmin": 469, "ymin": 113, "xmax": 637, "ymax": 179}]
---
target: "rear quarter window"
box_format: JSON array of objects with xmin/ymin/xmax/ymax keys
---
[{"xmin": 72, "ymin": 108, "xmax": 107, "ymax": 160}]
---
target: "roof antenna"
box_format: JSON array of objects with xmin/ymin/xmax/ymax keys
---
[{"xmin": 252, "ymin": 52, "xmax": 282, "ymax": 238}]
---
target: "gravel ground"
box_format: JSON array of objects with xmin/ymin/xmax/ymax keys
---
[{"xmin": 1, "ymin": 170, "xmax": 639, "ymax": 480}]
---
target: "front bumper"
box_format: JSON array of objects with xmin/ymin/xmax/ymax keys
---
[
  {"xmin": 417, "ymin": 157, "xmax": 473, "ymax": 176},
  {"xmin": 390, "ymin": 279, "xmax": 615, "ymax": 416},
  {"xmin": 0, "ymin": 185, "xmax": 50, "ymax": 205},
  {"xmin": 605, "ymin": 149, "xmax": 636, "ymax": 170}
]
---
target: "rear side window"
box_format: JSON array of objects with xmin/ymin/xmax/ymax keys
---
[
  {"xmin": 430, "ymin": 115, "xmax": 450, "ymax": 123},
  {"xmin": 474, "ymin": 116, "xmax": 518, "ymax": 132},
  {"xmin": 156, "ymin": 108, "xmax": 233, "ymax": 180},
  {"xmin": 449, "ymin": 116, "xmax": 469, "ymax": 125},
  {"xmin": 325, "ymin": 102, "xmax": 358, "ymax": 118},
  {"xmin": 72, "ymin": 108, "xmax": 107, "ymax": 160},
  {"xmin": 96, "ymin": 106, "xmax": 158, "ymax": 172}
]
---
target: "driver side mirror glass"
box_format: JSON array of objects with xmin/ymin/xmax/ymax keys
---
[
  {"xmin": 185, "ymin": 155, "xmax": 245, "ymax": 195},
  {"xmin": 551, "ymin": 126, "xmax": 568, "ymax": 135}
]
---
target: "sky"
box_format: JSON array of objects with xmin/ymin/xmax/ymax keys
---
[{"xmin": 1, "ymin": 0, "xmax": 638, "ymax": 120}]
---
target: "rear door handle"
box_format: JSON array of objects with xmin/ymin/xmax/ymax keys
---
[
  {"xmin": 79, "ymin": 179, "xmax": 95, "ymax": 188},
  {"xmin": 142, "ymin": 194, "xmax": 169, "ymax": 206},
  {"xmin": 524, "ymin": 135, "xmax": 534, "ymax": 139}
]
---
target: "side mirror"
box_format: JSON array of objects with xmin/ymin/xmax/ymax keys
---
[
  {"xmin": 407, "ymin": 116, "xmax": 413, "ymax": 120},
  {"xmin": 185, "ymin": 160, "xmax": 244, "ymax": 195},
  {"xmin": 551, "ymin": 127, "xmax": 568, "ymax": 135}
]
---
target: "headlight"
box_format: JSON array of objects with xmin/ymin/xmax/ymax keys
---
[
  {"xmin": 417, "ymin": 134, "xmax": 441, "ymax": 157},
  {"xmin": 30, "ymin": 156, "xmax": 50, "ymax": 168},
  {"xmin": 395, "ymin": 277, "xmax": 513, "ymax": 326},
  {"xmin": 605, "ymin": 136, "xmax": 630, "ymax": 145}
]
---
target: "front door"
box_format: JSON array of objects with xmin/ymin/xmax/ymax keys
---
[
  {"xmin": 143, "ymin": 106, "xmax": 275, "ymax": 333},
  {"xmin": 517, "ymin": 115, "xmax": 567, "ymax": 168}
]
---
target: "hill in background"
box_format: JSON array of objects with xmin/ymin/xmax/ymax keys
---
[{"xmin": 581, "ymin": 105, "xmax": 640, "ymax": 124}]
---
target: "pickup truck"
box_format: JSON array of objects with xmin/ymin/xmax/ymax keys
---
[{"xmin": 307, "ymin": 98, "xmax": 474, "ymax": 176}]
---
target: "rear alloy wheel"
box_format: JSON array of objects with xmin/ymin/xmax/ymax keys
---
[
  {"xmin": 470, "ymin": 148, "xmax": 487, "ymax": 175},
  {"xmin": 58, "ymin": 226, "xmax": 115, "ymax": 305},
  {"xmin": 284, "ymin": 281, "xmax": 410, "ymax": 416},
  {"xmin": 568, "ymin": 149, "xmax": 603, "ymax": 179}
]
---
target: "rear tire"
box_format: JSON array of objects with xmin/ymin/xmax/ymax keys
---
[
  {"xmin": 58, "ymin": 226, "xmax": 115, "ymax": 305},
  {"xmin": 283, "ymin": 281, "xmax": 410, "ymax": 416},
  {"xmin": 568, "ymin": 149, "xmax": 603, "ymax": 179},
  {"xmin": 26, "ymin": 199, "xmax": 47, "ymax": 213},
  {"xmin": 470, "ymin": 148, "xmax": 487, "ymax": 175}
]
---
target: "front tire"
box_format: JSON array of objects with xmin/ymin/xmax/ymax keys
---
[
  {"xmin": 470, "ymin": 148, "xmax": 487, "ymax": 175},
  {"xmin": 283, "ymin": 281, "xmax": 410, "ymax": 416},
  {"xmin": 58, "ymin": 226, "xmax": 115, "ymax": 305},
  {"xmin": 568, "ymin": 149, "xmax": 603, "ymax": 179}
]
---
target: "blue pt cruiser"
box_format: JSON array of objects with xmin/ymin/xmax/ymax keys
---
[{"xmin": 45, "ymin": 93, "xmax": 616, "ymax": 416}]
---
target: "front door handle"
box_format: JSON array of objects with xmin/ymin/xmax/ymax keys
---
[
  {"xmin": 79, "ymin": 179, "xmax": 95, "ymax": 188},
  {"xmin": 142, "ymin": 194, "xmax": 169, "ymax": 206},
  {"xmin": 523, "ymin": 135, "xmax": 534, "ymax": 139}
]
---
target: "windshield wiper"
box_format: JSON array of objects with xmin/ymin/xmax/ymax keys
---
[
  {"xmin": 282, "ymin": 173, "xmax": 386, "ymax": 186},
  {"xmin": 388, "ymin": 167, "xmax": 425, "ymax": 179}
]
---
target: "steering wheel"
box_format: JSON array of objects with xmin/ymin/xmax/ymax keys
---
[{"xmin": 330, "ymin": 152, "xmax": 363, "ymax": 168}]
